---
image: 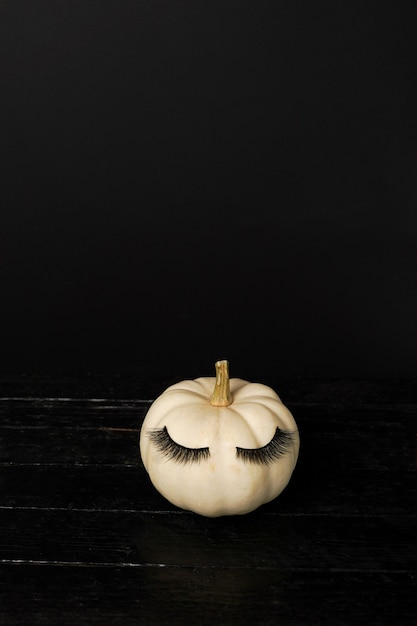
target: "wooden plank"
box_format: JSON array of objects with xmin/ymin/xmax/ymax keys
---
[
  {"xmin": 1, "ymin": 398, "xmax": 417, "ymax": 428},
  {"xmin": 1, "ymin": 375, "xmax": 417, "ymax": 405},
  {"xmin": 0, "ymin": 399, "xmax": 150, "ymax": 429},
  {"xmin": 0, "ymin": 509, "xmax": 415, "ymax": 572},
  {"xmin": 1, "ymin": 465, "xmax": 415, "ymax": 516},
  {"xmin": 1, "ymin": 401, "xmax": 416, "ymax": 472},
  {"xmin": 0, "ymin": 564, "xmax": 415, "ymax": 626},
  {"xmin": 0, "ymin": 426, "xmax": 142, "ymax": 466},
  {"xmin": 1, "ymin": 422, "xmax": 415, "ymax": 472}
]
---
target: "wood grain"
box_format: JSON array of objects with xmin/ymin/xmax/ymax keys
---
[
  {"xmin": 0, "ymin": 376, "xmax": 416, "ymax": 625},
  {"xmin": 1, "ymin": 565, "xmax": 415, "ymax": 626}
]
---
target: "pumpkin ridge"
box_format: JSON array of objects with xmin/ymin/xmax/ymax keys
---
[
  {"xmin": 159, "ymin": 387, "xmax": 211, "ymax": 404},
  {"xmin": 230, "ymin": 402, "xmax": 283, "ymax": 448},
  {"xmin": 219, "ymin": 405, "xmax": 271, "ymax": 449},
  {"xmin": 232, "ymin": 384, "xmax": 280, "ymax": 402}
]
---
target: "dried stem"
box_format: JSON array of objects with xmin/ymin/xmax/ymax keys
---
[{"xmin": 209, "ymin": 360, "xmax": 233, "ymax": 406}]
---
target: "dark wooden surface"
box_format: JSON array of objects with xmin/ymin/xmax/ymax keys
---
[{"xmin": 0, "ymin": 375, "xmax": 416, "ymax": 625}]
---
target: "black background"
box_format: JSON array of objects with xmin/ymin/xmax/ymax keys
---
[{"xmin": 1, "ymin": 1, "xmax": 416, "ymax": 380}]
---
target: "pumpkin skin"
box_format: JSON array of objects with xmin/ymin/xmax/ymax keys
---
[{"xmin": 140, "ymin": 364, "xmax": 299, "ymax": 517}]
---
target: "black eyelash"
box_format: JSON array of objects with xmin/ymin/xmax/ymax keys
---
[
  {"xmin": 236, "ymin": 427, "xmax": 296, "ymax": 465},
  {"xmin": 148, "ymin": 426, "xmax": 210, "ymax": 464}
]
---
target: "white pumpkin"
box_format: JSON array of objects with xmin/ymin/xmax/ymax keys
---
[{"xmin": 139, "ymin": 360, "xmax": 299, "ymax": 517}]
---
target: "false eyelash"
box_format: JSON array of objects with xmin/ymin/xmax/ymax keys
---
[
  {"xmin": 236, "ymin": 427, "xmax": 296, "ymax": 465},
  {"xmin": 148, "ymin": 426, "xmax": 210, "ymax": 464}
]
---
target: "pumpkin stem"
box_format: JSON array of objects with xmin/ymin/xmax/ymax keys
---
[{"xmin": 209, "ymin": 360, "xmax": 233, "ymax": 406}]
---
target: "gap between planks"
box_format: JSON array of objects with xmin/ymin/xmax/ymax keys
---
[
  {"xmin": 0, "ymin": 505, "xmax": 414, "ymax": 519},
  {"xmin": 0, "ymin": 559, "xmax": 414, "ymax": 574}
]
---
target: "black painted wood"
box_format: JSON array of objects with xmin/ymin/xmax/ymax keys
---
[
  {"xmin": 1, "ymin": 566, "xmax": 415, "ymax": 626},
  {"xmin": 0, "ymin": 376, "xmax": 416, "ymax": 625}
]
